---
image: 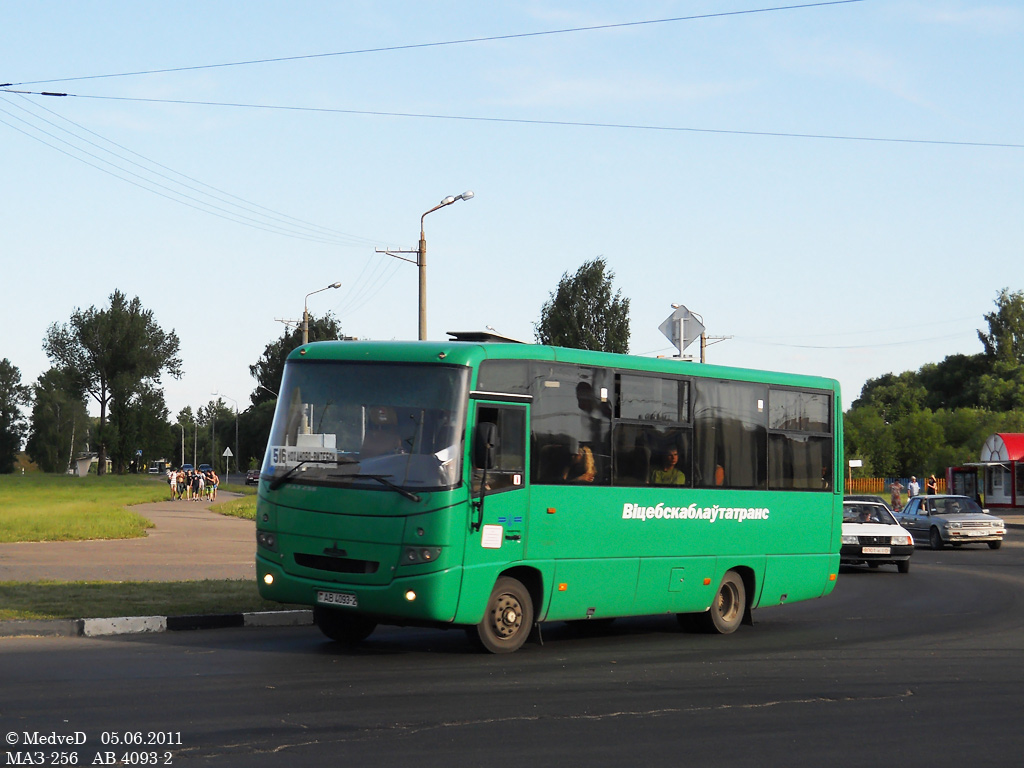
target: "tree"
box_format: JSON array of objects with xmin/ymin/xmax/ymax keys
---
[
  {"xmin": 25, "ymin": 368, "xmax": 89, "ymax": 473},
  {"xmin": 978, "ymin": 287, "xmax": 1024, "ymax": 364},
  {"xmin": 249, "ymin": 313, "xmax": 342, "ymax": 406},
  {"xmin": 535, "ymin": 257, "xmax": 630, "ymax": 353},
  {"xmin": 43, "ymin": 290, "xmax": 182, "ymax": 475},
  {"xmin": 918, "ymin": 353, "xmax": 989, "ymax": 410},
  {"xmin": 0, "ymin": 359, "xmax": 31, "ymax": 473},
  {"xmin": 844, "ymin": 405, "xmax": 898, "ymax": 477},
  {"xmin": 852, "ymin": 371, "xmax": 926, "ymax": 424}
]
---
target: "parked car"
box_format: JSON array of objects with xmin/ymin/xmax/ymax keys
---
[
  {"xmin": 896, "ymin": 495, "xmax": 1006, "ymax": 550},
  {"xmin": 245, "ymin": 469, "xmax": 260, "ymax": 486},
  {"xmin": 199, "ymin": 463, "xmax": 213, "ymax": 474},
  {"xmin": 841, "ymin": 500, "xmax": 914, "ymax": 573}
]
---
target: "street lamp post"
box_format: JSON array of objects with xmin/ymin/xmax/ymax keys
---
[
  {"xmin": 212, "ymin": 392, "xmax": 239, "ymax": 482},
  {"xmin": 378, "ymin": 191, "xmax": 474, "ymax": 340},
  {"xmin": 303, "ymin": 281, "xmax": 342, "ymax": 345}
]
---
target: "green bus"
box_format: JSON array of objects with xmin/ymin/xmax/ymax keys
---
[{"xmin": 256, "ymin": 338, "xmax": 842, "ymax": 653}]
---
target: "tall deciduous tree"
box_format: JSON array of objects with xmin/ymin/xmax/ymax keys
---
[
  {"xmin": 979, "ymin": 287, "xmax": 1024, "ymax": 364},
  {"xmin": 0, "ymin": 359, "xmax": 31, "ymax": 473},
  {"xmin": 43, "ymin": 290, "xmax": 182, "ymax": 474},
  {"xmin": 535, "ymin": 257, "xmax": 630, "ymax": 353},
  {"xmin": 25, "ymin": 367, "xmax": 90, "ymax": 473}
]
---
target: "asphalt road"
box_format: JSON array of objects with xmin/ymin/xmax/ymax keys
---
[{"xmin": 3, "ymin": 539, "xmax": 1024, "ymax": 768}]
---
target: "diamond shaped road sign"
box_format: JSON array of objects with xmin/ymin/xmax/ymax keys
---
[{"xmin": 659, "ymin": 305, "xmax": 705, "ymax": 355}]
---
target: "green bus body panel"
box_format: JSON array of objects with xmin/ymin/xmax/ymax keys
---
[{"xmin": 257, "ymin": 340, "xmax": 843, "ymax": 632}]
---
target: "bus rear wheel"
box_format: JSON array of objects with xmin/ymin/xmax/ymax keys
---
[
  {"xmin": 313, "ymin": 606, "xmax": 377, "ymax": 646},
  {"xmin": 679, "ymin": 571, "xmax": 746, "ymax": 635},
  {"xmin": 471, "ymin": 577, "xmax": 534, "ymax": 654}
]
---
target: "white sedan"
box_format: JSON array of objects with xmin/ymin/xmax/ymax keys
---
[{"xmin": 841, "ymin": 500, "xmax": 915, "ymax": 574}]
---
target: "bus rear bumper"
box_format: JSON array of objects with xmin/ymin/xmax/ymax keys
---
[{"xmin": 256, "ymin": 554, "xmax": 463, "ymax": 624}]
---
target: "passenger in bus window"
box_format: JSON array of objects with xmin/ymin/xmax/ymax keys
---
[
  {"xmin": 564, "ymin": 445, "xmax": 596, "ymax": 483},
  {"xmin": 650, "ymin": 448, "xmax": 686, "ymax": 486}
]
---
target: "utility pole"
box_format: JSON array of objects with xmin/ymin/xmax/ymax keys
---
[{"xmin": 377, "ymin": 191, "xmax": 474, "ymax": 340}]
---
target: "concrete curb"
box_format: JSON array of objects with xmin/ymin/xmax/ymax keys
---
[{"xmin": 0, "ymin": 610, "xmax": 313, "ymax": 638}]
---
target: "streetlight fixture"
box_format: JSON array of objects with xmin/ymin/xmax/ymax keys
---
[
  {"xmin": 303, "ymin": 281, "xmax": 343, "ymax": 344},
  {"xmin": 212, "ymin": 391, "xmax": 239, "ymax": 482},
  {"xmin": 378, "ymin": 191, "xmax": 474, "ymax": 340}
]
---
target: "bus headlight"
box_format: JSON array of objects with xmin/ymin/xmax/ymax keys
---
[
  {"xmin": 257, "ymin": 530, "xmax": 278, "ymax": 552},
  {"xmin": 402, "ymin": 546, "xmax": 441, "ymax": 565}
]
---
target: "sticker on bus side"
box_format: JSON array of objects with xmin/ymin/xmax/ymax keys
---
[{"xmin": 481, "ymin": 525, "xmax": 504, "ymax": 549}]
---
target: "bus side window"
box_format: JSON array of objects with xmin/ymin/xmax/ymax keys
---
[{"xmin": 473, "ymin": 406, "xmax": 525, "ymax": 495}]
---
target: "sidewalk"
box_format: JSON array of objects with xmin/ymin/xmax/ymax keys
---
[{"xmin": 0, "ymin": 495, "xmax": 255, "ymax": 582}]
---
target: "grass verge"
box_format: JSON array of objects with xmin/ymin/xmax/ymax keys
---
[
  {"xmin": 0, "ymin": 474, "xmax": 167, "ymax": 543},
  {"xmin": 209, "ymin": 484, "xmax": 257, "ymax": 520},
  {"xmin": 0, "ymin": 579, "xmax": 302, "ymax": 621}
]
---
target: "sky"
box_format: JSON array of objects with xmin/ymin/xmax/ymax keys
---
[{"xmin": 2, "ymin": 1, "xmax": 1022, "ymax": 422}]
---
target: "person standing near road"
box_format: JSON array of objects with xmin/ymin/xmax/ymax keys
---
[
  {"xmin": 926, "ymin": 474, "xmax": 938, "ymax": 495},
  {"xmin": 208, "ymin": 469, "xmax": 219, "ymax": 500},
  {"xmin": 908, "ymin": 476, "xmax": 920, "ymax": 497},
  {"xmin": 168, "ymin": 468, "xmax": 177, "ymax": 501},
  {"xmin": 890, "ymin": 479, "xmax": 903, "ymax": 512}
]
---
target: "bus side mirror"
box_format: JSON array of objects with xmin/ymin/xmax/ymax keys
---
[{"xmin": 474, "ymin": 422, "xmax": 499, "ymax": 470}]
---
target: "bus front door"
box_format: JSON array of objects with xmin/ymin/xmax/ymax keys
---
[{"xmin": 466, "ymin": 402, "xmax": 529, "ymax": 574}]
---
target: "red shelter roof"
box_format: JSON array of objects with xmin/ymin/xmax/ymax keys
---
[{"xmin": 980, "ymin": 433, "xmax": 1024, "ymax": 463}]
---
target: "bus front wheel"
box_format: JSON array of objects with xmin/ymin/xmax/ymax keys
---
[
  {"xmin": 471, "ymin": 577, "xmax": 534, "ymax": 654},
  {"xmin": 679, "ymin": 570, "xmax": 746, "ymax": 635},
  {"xmin": 313, "ymin": 606, "xmax": 377, "ymax": 646}
]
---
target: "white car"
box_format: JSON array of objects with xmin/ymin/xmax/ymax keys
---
[{"xmin": 841, "ymin": 500, "xmax": 915, "ymax": 574}]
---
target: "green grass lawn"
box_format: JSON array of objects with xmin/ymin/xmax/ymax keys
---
[
  {"xmin": 209, "ymin": 486, "xmax": 257, "ymax": 520},
  {"xmin": 0, "ymin": 473, "xmax": 170, "ymax": 543}
]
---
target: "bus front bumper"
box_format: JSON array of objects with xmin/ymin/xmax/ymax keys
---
[{"xmin": 257, "ymin": 553, "xmax": 463, "ymax": 624}]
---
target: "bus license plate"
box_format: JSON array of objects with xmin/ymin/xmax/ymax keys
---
[
  {"xmin": 317, "ymin": 590, "xmax": 358, "ymax": 608},
  {"xmin": 863, "ymin": 546, "xmax": 890, "ymax": 554}
]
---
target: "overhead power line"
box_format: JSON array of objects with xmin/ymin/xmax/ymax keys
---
[
  {"xmin": 6, "ymin": 89, "xmax": 1018, "ymax": 150},
  {"xmin": 3, "ymin": 1, "xmax": 865, "ymax": 88}
]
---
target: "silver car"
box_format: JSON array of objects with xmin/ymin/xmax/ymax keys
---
[{"xmin": 896, "ymin": 495, "xmax": 1006, "ymax": 550}]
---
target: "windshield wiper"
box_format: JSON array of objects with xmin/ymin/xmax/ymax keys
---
[
  {"xmin": 269, "ymin": 456, "xmax": 358, "ymax": 491},
  {"xmin": 343, "ymin": 473, "xmax": 422, "ymax": 502}
]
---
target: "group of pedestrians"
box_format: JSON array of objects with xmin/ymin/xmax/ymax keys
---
[
  {"xmin": 890, "ymin": 473, "xmax": 940, "ymax": 511},
  {"xmin": 166, "ymin": 466, "xmax": 219, "ymax": 502}
]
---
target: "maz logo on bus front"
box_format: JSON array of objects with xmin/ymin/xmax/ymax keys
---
[{"xmin": 621, "ymin": 503, "xmax": 771, "ymax": 523}]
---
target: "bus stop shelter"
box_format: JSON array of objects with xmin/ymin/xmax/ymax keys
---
[{"xmin": 949, "ymin": 433, "xmax": 1024, "ymax": 509}]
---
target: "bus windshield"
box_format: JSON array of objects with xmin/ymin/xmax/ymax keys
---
[{"xmin": 263, "ymin": 360, "xmax": 469, "ymax": 493}]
